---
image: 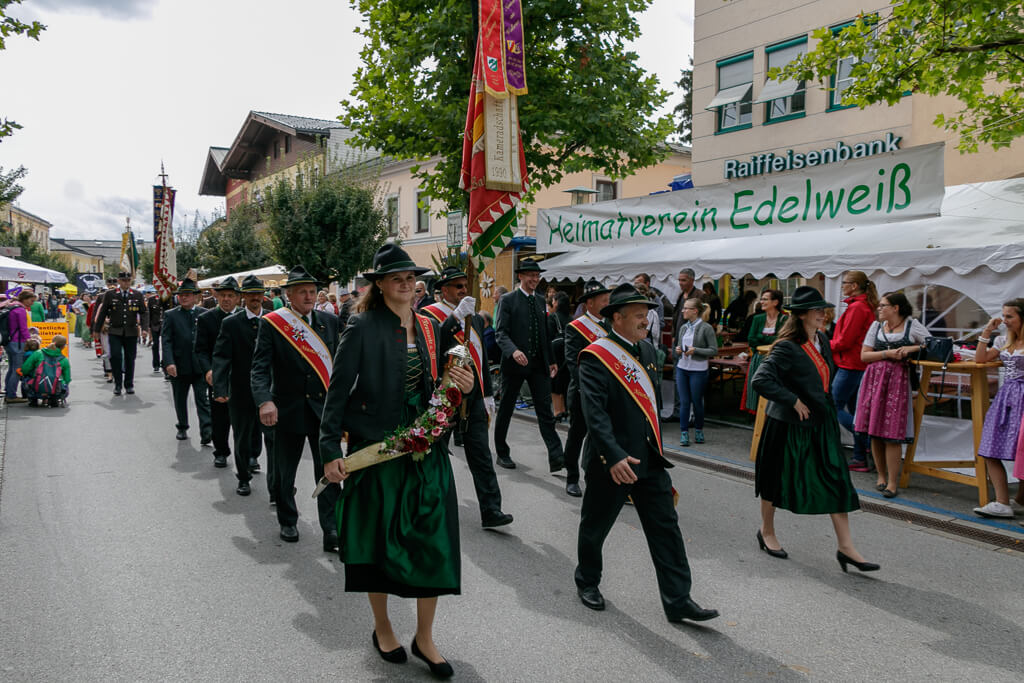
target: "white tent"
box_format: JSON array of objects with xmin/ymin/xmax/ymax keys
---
[
  {"xmin": 0, "ymin": 254, "xmax": 68, "ymax": 284},
  {"xmin": 539, "ymin": 178, "xmax": 1024, "ymax": 316},
  {"xmin": 198, "ymin": 264, "xmax": 287, "ymax": 288}
]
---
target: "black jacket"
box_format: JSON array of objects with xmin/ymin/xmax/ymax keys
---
[
  {"xmin": 495, "ymin": 288, "xmax": 552, "ymax": 368},
  {"xmin": 146, "ymin": 296, "xmax": 171, "ymax": 334},
  {"xmin": 579, "ymin": 334, "xmax": 672, "ymax": 477},
  {"xmin": 752, "ymin": 334, "xmax": 835, "ymax": 426},
  {"xmin": 319, "ymin": 307, "xmax": 458, "ymax": 462},
  {"xmin": 565, "ymin": 313, "xmax": 610, "ymax": 402},
  {"xmin": 92, "ymin": 287, "xmax": 149, "ymax": 336},
  {"xmin": 195, "ymin": 306, "xmax": 234, "ymax": 376},
  {"xmin": 250, "ymin": 308, "xmax": 339, "ymax": 433},
  {"xmin": 212, "ymin": 308, "xmax": 262, "ymax": 405},
  {"xmin": 161, "ymin": 306, "xmax": 203, "ymax": 376}
]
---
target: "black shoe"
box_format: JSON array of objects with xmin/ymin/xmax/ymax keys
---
[
  {"xmin": 200, "ymin": 437, "xmax": 212, "ymax": 446},
  {"xmin": 667, "ymin": 597, "xmax": 720, "ymax": 623},
  {"xmin": 836, "ymin": 550, "xmax": 880, "ymax": 573},
  {"xmin": 125, "ymin": 386, "xmax": 135, "ymax": 395},
  {"xmin": 323, "ymin": 533, "xmax": 339, "ymax": 553},
  {"xmin": 481, "ymin": 512, "xmax": 514, "ymax": 529},
  {"xmin": 882, "ymin": 488, "xmax": 898, "ymax": 499},
  {"xmin": 756, "ymin": 530, "xmax": 788, "ymax": 559},
  {"xmin": 113, "ymin": 387, "xmax": 122, "ymax": 396},
  {"xmin": 153, "ymin": 368, "xmax": 162, "ymax": 374},
  {"xmin": 411, "ymin": 637, "xmax": 453, "ymax": 679},
  {"xmin": 106, "ymin": 375, "xmax": 113, "ymax": 383},
  {"xmin": 236, "ymin": 481, "xmax": 251, "ymax": 496},
  {"xmin": 566, "ymin": 482, "xmax": 582, "ymax": 497},
  {"xmin": 213, "ymin": 455, "xmax": 228, "ymax": 468},
  {"xmin": 495, "ymin": 455, "xmax": 516, "ymax": 469},
  {"xmin": 577, "ymin": 585, "xmax": 605, "ymax": 611},
  {"xmin": 372, "ymin": 631, "xmax": 407, "ymax": 664},
  {"xmin": 279, "ymin": 525, "xmax": 299, "ymax": 542},
  {"xmin": 548, "ymin": 455, "xmax": 565, "ymax": 473},
  {"xmin": 175, "ymin": 429, "xmax": 188, "ymax": 441},
  {"xmin": 249, "ymin": 457, "xmax": 260, "ymax": 473}
]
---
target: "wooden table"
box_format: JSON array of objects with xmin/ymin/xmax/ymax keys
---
[{"xmin": 900, "ymin": 359, "xmax": 1002, "ymax": 505}]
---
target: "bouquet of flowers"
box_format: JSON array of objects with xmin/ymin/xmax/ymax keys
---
[{"xmin": 381, "ymin": 384, "xmax": 463, "ymax": 461}]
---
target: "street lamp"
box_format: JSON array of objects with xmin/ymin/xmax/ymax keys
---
[{"xmin": 562, "ymin": 186, "xmax": 600, "ymax": 206}]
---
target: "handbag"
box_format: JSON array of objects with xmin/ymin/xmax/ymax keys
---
[{"xmin": 918, "ymin": 336, "xmax": 954, "ymax": 364}]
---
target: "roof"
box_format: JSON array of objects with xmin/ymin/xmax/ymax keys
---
[
  {"xmin": 49, "ymin": 238, "xmax": 104, "ymax": 259},
  {"xmin": 250, "ymin": 111, "xmax": 345, "ymax": 135},
  {"xmin": 7, "ymin": 205, "xmax": 53, "ymax": 227},
  {"xmin": 59, "ymin": 237, "xmax": 148, "ymax": 263}
]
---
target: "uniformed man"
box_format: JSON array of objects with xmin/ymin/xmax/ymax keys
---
[
  {"xmin": 91, "ymin": 271, "xmax": 149, "ymax": 395},
  {"xmin": 147, "ymin": 289, "xmax": 172, "ymax": 375},
  {"xmin": 574, "ymin": 283, "xmax": 718, "ymax": 624},
  {"xmin": 493, "ymin": 258, "xmax": 564, "ymax": 471},
  {"xmin": 562, "ymin": 279, "xmax": 612, "ymax": 497},
  {"xmin": 162, "ymin": 278, "xmax": 213, "ymax": 444},
  {"xmin": 251, "ymin": 265, "xmax": 341, "ymax": 550},
  {"xmin": 213, "ymin": 275, "xmax": 275, "ymax": 498},
  {"xmin": 195, "ymin": 277, "xmax": 240, "ymax": 468},
  {"xmin": 421, "ymin": 267, "xmax": 513, "ymax": 529}
]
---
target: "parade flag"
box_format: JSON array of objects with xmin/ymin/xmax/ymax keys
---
[
  {"xmin": 152, "ymin": 184, "xmax": 177, "ymax": 299},
  {"xmin": 119, "ymin": 230, "xmax": 139, "ymax": 275},
  {"xmin": 459, "ymin": 0, "xmax": 529, "ymax": 271}
]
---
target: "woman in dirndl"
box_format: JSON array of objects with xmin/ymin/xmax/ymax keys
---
[
  {"xmin": 741, "ymin": 289, "xmax": 787, "ymax": 414},
  {"xmin": 853, "ymin": 292, "xmax": 926, "ymax": 498},
  {"xmin": 319, "ymin": 244, "xmax": 474, "ymax": 679},
  {"xmin": 752, "ymin": 286, "xmax": 879, "ymax": 573}
]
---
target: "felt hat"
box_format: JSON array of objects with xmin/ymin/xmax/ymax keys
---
[
  {"xmin": 239, "ymin": 275, "xmax": 264, "ymax": 293},
  {"xmin": 213, "ymin": 276, "xmax": 240, "ymax": 292},
  {"xmin": 284, "ymin": 265, "xmax": 318, "ymax": 287},
  {"xmin": 362, "ymin": 244, "xmax": 429, "ymax": 280},
  {"xmin": 578, "ymin": 279, "xmax": 611, "ymax": 302},
  {"xmin": 599, "ymin": 283, "xmax": 658, "ymax": 318},
  {"xmin": 177, "ymin": 278, "xmax": 199, "ymax": 294},
  {"xmin": 117, "ymin": 271, "xmax": 131, "ymax": 279},
  {"xmin": 435, "ymin": 266, "xmax": 469, "ymax": 287},
  {"xmin": 515, "ymin": 258, "xmax": 544, "ymax": 273},
  {"xmin": 786, "ymin": 286, "xmax": 834, "ymax": 311}
]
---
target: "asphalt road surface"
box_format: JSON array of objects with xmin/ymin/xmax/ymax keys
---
[{"xmin": 1, "ymin": 343, "xmax": 1021, "ymax": 681}]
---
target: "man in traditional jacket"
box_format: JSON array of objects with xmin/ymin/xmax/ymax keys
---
[
  {"xmin": 574, "ymin": 283, "xmax": 719, "ymax": 624},
  {"xmin": 162, "ymin": 278, "xmax": 212, "ymax": 443},
  {"xmin": 195, "ymin": 277, "xmax": 240, "ymax": 468},
  {"xmin": 91, "ymin": 271, "xmax": 149, "ymax": 395}
]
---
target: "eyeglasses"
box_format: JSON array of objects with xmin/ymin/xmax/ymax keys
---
[
  {"xmin": 877, "ymin": 303, "xmax": 893, "ymax": 308},
  {"xmin": 842, "ymin": 281, "xmax": 857, "ymax": 285}
]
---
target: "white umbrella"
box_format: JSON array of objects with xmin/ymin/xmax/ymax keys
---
[{"xmin": 0, "ymin": 254, "xmax": 68, "ymax": 284}]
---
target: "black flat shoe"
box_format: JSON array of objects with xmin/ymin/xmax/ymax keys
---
[
  {"xmin": 279, "ymin": 525, "xmax": 299, "ymax": 542},
  {"xmin": 481, "ymin": 512, "xmax": 514, "ymax": 529},
  {"xmin": 577, "ymin": 585, "xmax": 605, "ymax": 611},
  {"xmin": 837, "ymin": 550, "xmax": 880, "ymax": 573},
  {"xmin": 372, "ymin": 631, "xmax": 407, "ymax": 664},
  {"xmin": 667, "ymin": 597, "xmax": 720, "ymax": 623},
  {"xmin": 882, "ymin": 488, "xmax": 898, "ymax": 498},
  {"xmin": 876, "ymin": 483, "xmax": 888, "ymax": 492},
  {"xmin": 213, "ymin": 455, "xmax": 228, "ymax": 468},
  {"xmin": 236, "ymin": 481, "xmax": 251, "ymax": 496},
  {"xmin": 495, "ymin": 455, "xmax": 516, "ymax": 469},
  {"xmin": 175, "ymin": 429, "xmax": 188, "ymax": 441},
  {"xmin": 411, "ymin": 637, "xmax": 453, "ymax": 678},
  {"xmin": 756, "ymin": 530, "xmax": 788, "ymax": 559},
  {"xmin": 566, "ymin": 482, "xmax": 582, "ymax": 497}
]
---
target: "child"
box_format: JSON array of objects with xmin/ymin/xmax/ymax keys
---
[{"xmin": 20, "ymin": 335, "xmax": 71, "ymax": 407}]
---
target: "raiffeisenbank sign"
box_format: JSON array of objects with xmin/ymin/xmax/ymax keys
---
[
  {"xmin": 536, "ymin": 142, "xmax": 943, "ymax": 254},
  {"xmin": 724, "ymin": 132, "xmax": 902, "ymax": 179}
]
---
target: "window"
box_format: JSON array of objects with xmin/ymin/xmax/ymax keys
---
[
  {"xmin": 273, "ymin": 141, "xmax": 280, "ymax": 159},
  {"xmin": 416, "ymin": 192, "xmax": 430, "ymax": 233},
  {"xmin": 284, "ymin": 136, "xmax": 291, "ymax": 154},
  {"xmin": 828, "ymin": 20, "xmax": 876, "ymax": 111},
  {"xmin": 709, "ymin": 53, "xmax": 753, "ymax": 133},
  {"xmin": 386, "ymin": 195, "xmax": 399, "ymax": 237},
  {"xmin": 595, "ymin": 180, "xmax": 617, "ymax": 202},
  {"xmin": 759, "ymin": 37, "xmax": 806, "ymax": 122}
]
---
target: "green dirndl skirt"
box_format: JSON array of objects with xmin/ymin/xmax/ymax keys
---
[
  {"xmin": 755, "ymin": 402, "xmax": 860, "ymax": 515},
  {"xmin": 337, "ymin": 391, "xmax": 460, "ymax": 598}
]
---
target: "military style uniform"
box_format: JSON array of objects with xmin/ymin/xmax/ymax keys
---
[
  {"xmin": 147, "ymin": 294, "xmax": 172, "ymax": 373},
  {"xmin": 162, "ymin": 279, "xmax": 213, "ymax": 442},
  {"xmin": 91, "ymin": 277, "xmax": 149, "ymax": 394}
]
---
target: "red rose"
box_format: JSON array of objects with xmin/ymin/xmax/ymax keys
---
[
  {"xmin": 446, "ymin": 386, "xmax": 462, "ymax": 406},
  {"xmin": 411, "ymin": 436, "xmax": 430, "ymax": 452},
  {"xmin": 401, "ymin": 438, "xmax": 418, "ymax": 452}
]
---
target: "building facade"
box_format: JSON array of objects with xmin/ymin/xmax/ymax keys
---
[
  {"xmin": 692, "ymin": 0, "xmax": 1024, "ymax": 187},
  {"xmin": 2, "ymin": 205, "xmax": 52, "ymax": 252},
  {"xmin": 49, "ymin": 238, "xmax": 105, "ymax": 273}
]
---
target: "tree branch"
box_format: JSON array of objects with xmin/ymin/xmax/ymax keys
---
[{"xmin": 938, "ymin": 38, "xmax": 1024, "ymax": 54}]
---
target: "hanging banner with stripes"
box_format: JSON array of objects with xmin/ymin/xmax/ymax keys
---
[{"xmin": 152, "ymin": 185, "xmax": 178, "ymax": 299}]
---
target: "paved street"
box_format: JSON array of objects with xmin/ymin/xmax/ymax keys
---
[{"xmin": 1, "ymin": 343, "xmax": 1022, "ymax": 682}]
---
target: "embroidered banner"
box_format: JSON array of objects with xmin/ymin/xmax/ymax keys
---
[
  {"xmin": 502, "ymin": 0, "xmax": 527, "ymax": 95},
  {"xmin": 264, "ymin": 308, "xmax": 333, "ymax": 390},
  {"xmin": 478, "ymin": 0, "xmax": 507, "ymax": 98},
  {"xmin": 152, "ymin": 185, "xmax": 177, "ymax": 299},
  {"xmin": 582, "ymin": 337, "xmax": 663, "ymax": 454}
]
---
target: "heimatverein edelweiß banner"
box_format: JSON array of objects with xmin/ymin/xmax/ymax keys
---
[{"xmin": 535, "ymin": 143, "xmax": 944, "ymax": 253}]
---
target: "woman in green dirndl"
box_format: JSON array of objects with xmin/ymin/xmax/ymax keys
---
[
  {"xmin": 751, "ymin": 286, "xmax": 879, "ymax": 574},
  {"xmin": 320, "ymin": 245, "xmax": 475, "ymax": 679}
]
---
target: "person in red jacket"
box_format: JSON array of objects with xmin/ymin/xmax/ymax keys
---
[{"xmin": 830, "ymin": 271, "xmax": 879, "ymax": 471}]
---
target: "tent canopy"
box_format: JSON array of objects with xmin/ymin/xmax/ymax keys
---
[
  {"xmin": 0, "ymin": 254, "xmax": 68, "ymax": 284},
  {"xmin": 198, "ymin": 264, "xmax": 286, "ymax": 288}
]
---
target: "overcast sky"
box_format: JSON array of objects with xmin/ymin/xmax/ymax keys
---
[{"xmin": 2, "ymin": 0, "xmax": 694, "ymax": 242}]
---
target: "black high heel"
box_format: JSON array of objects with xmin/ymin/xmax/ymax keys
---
[
  {"xmin": 836, "ymin": 550, "xmax": 880, "ymax": 573},
  {"xmin": 372, "ymin": 631, "xmax": 407, "ymax": 664},
  {"xmin": 411, "ymin": 636, "xmax": 454, "ymax": 678},
  {"xmin": 756, "ymin": 530, "xmax": 788, "ymax": 559}
]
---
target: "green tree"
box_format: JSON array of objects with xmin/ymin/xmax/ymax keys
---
[
  {"xmin": 341, "ymin": 0, "xmax": 673, "ymax": 211},
  {"xmin": 174, "ymin": 212, "xmax": 203, "ymax": 277},
  {"xmin": 262, "ymin": 172, "xmax": 388, "ymax": 285},
  {"xmin": 0, "ymin": 164, "xmax": 27, "ymax": 205},
  {"xmin": 0, "ymin": 229, "xmax": 74, "ymax": 281},
  {"xmin": 674, "ymin": 58, "xmax": 693, "ymax": 144},
  {"xmin": 196, "ymin": 203, "xmax": 273, "ymax": 275},
  {"xmin": 139, "ymin": 247, "xmax": 154, "ymax": 282},
  {"xmin": 773, "ymin": 1, "xmax": 1024, "ymax": 152},
  {"xmin": 1, "ymin": 0, "xmax": 46, "ymax": 141}
]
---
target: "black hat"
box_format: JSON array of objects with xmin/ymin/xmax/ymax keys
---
[
  {"xmin": 435, "ymin": 266, "xmax": 468, "ymax": 288},
  {"xmin": 177, "ymin": 278, "xmax": 199, "ymax": 294},
  {"xmin": 515, "ymin": 258, "xmax": 544, "ymax": 273},
  {"xmin": 363, "ymin": 244, "xmax": 429, "ymax": 281},
  {"xmin": 600, "ymin": 283, "xmax": 658, "ymax": 318},
  {"xmin": 239, "ymin": 275, "xmax": 264, "ymax": 293},
  {"xmin": 785, "ymin": 286, "xmax": 834, "ymax": 311},
  {"xmin": 106, "ymin": 278, "xmax": 116, "ymax": 285},
  {"xmin": 284, "ymin": 265, "xmax": 318, "ymax": 287},
  {"xmin": 578, "ymin": 278, "xmax": 611, "ymax": 302},
  {"xmin": 117, "ymin": 271, "xmax": 131, "ymax": 279},
  {"xmin": 213, "ymin": 276, "xmax": 240, "ymax": 292}
]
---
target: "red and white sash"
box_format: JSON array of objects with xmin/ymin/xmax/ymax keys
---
[
  {"xmin": 415, "ymin": 313, "xmax": 439, "ymax": 381},
  {"xmin": 264, "ymin": 308, "xmax": 333, "ymax": 391},
  {"xmin": 421, "ymin": 301, "xmax": 484, "ymax": 388},
  {"xmin": 568, "ymin": 313, "xmax": 607, "ymax": 345},
  {"xmin": 801, "ymin": 340, "xmax": 831, "ymax": 392},
  {"xmin": 581, "ymin": 337, "xmax": 663, "ymax": 455}
]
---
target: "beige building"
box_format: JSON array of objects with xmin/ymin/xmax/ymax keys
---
[
  {"xmin": 49, "ymin": 238, "xmax": 105, "ymax": 273},
  {"xmin": 2, "ymin": 205, "xmax": 52, "ymax": 252},
  {"xmin": 692, "ymin": 0, "xmax": 1024, "ymax": 187}
]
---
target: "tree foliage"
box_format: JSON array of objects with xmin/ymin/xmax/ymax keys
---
[
  {"xmin": 173, "ymin": 212, "xmax": 203, "ymax": 277},
  {"xmin": 262, "ymin": 172, "xmax": 388, "ymax": 285},
  {"xmin": 1, "ymin": 0, "xmax": 46, "ymax": 142},
  {"xmin": 196, "ymin": 203, "xmax": 273, "ymax": 276},
  {"xmin": 0, "ymin": 228, "xmax": 74, "ymax": 280},
  {"xmin": 342, "ymin": 0, "xmax": 674, "ymax": 211},
  {"xmin": 674, "ymin": 57, "xmax": 693, "ymax": 144},
  {"xmin": 0, "ymin": 164, "xmax": 27, "ymax": 205},
  {"xmin": 773, "ymin": 1, "xmax": 1024, "ymax": 152}
]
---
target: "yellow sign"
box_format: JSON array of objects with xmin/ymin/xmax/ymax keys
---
[{"xmin": 27, "ymin": 321, "xmax": 70, "ymax": 359}]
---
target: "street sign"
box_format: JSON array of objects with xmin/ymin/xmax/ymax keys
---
[
  {"xmin": 0, "ymin": 246, "xmax": 22, "ymax": 257},
  {"xmin": 446, "ymin": 211, "xmax": 464, "ymax": 248}
]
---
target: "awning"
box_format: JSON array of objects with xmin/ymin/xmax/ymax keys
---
[
  {"xmin": 705, "ymin": 83, "xmax": 751, "ymax": 110},
  {"xmin": 753, "ymin": 79, "xmax": 800, "ymax": 103},
  {"xmin": 0, "ymin": 254, "xmax": 68, "ymax": 284},
  {"xmin": 198, "ymin": 264, "xmax": 287, "ymax": 288}
]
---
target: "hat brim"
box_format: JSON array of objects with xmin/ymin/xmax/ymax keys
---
[
  {"xmin": 239, "ymin": 287, "xmax": 264, "ymax": 293},
  {"xmin": 515, "ymin": 266, "xmax": 545, "ymax": 274},
  {"xmin": 786, "ymin": 301, "xmax": 835, "ymax": 311},
  {"xmin": 284, "ymin": 278, "xmax": 320, "ymax": 287},
  {"xmin": 213, "ymin": 285, "xmax": 240, "ymax": 292},
  {"xmin": 600, "ymin": 297, "xmax": 658, "ymax": 318},
  {"xmin": 363, "ymin": 265, "xmax": 430, "ymax": 281},
  {"xmin": 436, "ymin": 274, "xmax": 469, "ymax": 287},
  {"xmin": 579, "ymin": 288, "xmax": 611, "ymax": 302}
]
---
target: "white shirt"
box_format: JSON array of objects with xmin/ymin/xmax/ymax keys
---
[
  {"xmin": 862, "ymin": 319, "xmax": 928, "ymax": 347},
  {"xmin": 246, "ymin": 308, "xmax": 263, "ymax": 320},
  {"xmin": 675, "ymin": 320, "xmax": 709, "ymax": 372}
]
